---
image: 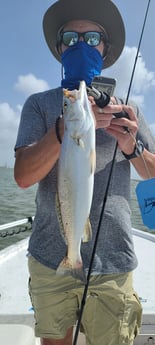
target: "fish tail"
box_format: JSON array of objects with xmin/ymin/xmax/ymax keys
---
[{"xmin": 56, "ymin": 257, "xmax": 87, "ymax": 283}]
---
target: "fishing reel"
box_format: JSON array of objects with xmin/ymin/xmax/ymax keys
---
[
  {"xmin": 87, "ymin": 86, "xmax": 110, "ymax": 108},
  {"xmin": 87, "ymin": 85, "xmax": 129, "ymax": 120}
]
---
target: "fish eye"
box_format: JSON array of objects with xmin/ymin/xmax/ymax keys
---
[{"xmin": 63, "ymin": 100, "xmax": 68, "ymax": 108}]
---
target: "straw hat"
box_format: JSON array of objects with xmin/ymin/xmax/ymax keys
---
[{"xmin": 43, "ymin": 0, "xmax": 125, "ymax": 68}]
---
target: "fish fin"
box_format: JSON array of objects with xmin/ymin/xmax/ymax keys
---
[
  {"xmin": 82, "ymin": 218, "xmax": 92, "ymax": 242},
  {"xmin": 71, "ymin": 135, "xmax": 85, "ymax": 148},
  {"xmin": 56, "ymin": 257, "xmax": 87, "ymax": 283},
  {"xmin": 90, "ymin": 149, "xmax": 96, "ymax": 174},
  {"xmin": 55, "ymin": 193, "xmax": 67, "ymax": 244},
  {"xmin": 78, "ymin": 138, "xmax": 85, "ymax": 148}
]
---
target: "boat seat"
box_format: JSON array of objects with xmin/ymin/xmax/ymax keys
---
[{"xmin": 0, "ymin": 324, "xmax": 35, "ymax": 345}]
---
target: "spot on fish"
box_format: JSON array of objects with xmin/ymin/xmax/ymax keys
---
[
  {"xmin": 90, "ymin": 149, "xmax": 96, "ymax": 174},
  {"xmin": 71, "ymin": 135, "xmax": 85, "ymax": 148},
  {"xmin": 55, "ymin": 192, "xmax": 67, "ymax": 244},
  {"xmin": 82, "ymin": 218, "xmax": 92, "ymax": 242}
]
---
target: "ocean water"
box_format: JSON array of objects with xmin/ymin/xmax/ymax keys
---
[
  {"xmin": 0, "ymin": 167, "xmax": 154, "ymax": 250},
  {"xmin": 0, "ymin": 167, "xmax": 37, "ymax": 250}
]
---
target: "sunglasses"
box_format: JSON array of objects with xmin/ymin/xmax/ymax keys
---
[{"xmin": 59, "ymin": 31, "xmax": 107, "ymax": 47}]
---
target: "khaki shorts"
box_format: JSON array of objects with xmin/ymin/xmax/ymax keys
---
[{"xmin": 28, "ymin": 255, "xmax": 142, "ymax": 345}]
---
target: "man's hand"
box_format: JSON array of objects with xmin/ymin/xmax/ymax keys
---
[{"xmin": 91, "ymin": 99, "xmax": 138, "ymax": 155}]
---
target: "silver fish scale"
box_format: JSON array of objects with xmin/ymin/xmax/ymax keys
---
[{"xmin": 56, "ymin": 81, "xmax": 96, "ymax": 282}]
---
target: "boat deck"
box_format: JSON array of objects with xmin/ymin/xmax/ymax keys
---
[{"xmin": 0, "ymin": 229, "xmax": 155, "ymax": 344}]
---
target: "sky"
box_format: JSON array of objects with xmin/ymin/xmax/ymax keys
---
[{"xmin": 0, "ymin": 0, "xmax": 155, "ymax": 174}]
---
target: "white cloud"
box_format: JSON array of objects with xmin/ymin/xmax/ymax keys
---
[
  {"xmin": 16, "ymin": 104, "xmax": 22, "ymax": 113},
  {"xmin": 0, "ymin": 74, "xmax": 50, "ymax": 167},
  {"xmin": 129, "ymin": 95, "xmax": 144, "ymax": 109},
  {"xmin": 149, "ymin": 124, "xmax": 155, "ymax": 136},
  {"xmin": 14, "ymin": 74, "xmax": 50, "ymax": 97},
  {"xmin": 104, "ymin": 46, "xmax": 155, "ymax": 108}
]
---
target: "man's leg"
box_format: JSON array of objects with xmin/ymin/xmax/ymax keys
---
[
  {"xmin": 41, "ymin": 327, "xmax": 73, "ymax": 345},
  {"xmin": 28, "ymin": 257, "xmax": 78, "ymax": 343},
  {"xmin": 81, "ymin": 272, "xmax": 142, "ymax": 345}
]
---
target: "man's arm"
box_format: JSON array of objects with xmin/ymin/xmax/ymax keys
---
[
  {"xmin": 14, "ymin": 119, "xmax": 64, "ymax": 188},
  {"xmin": 130, "ymin": 149, "xmax": 155, "ymax": 179}
]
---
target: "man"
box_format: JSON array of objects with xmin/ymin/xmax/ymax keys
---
[{"xmin": 14, "ymin": 0, "xmax": 155, "ymax": 344}]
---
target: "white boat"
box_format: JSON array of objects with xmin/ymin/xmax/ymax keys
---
[{"xmin": 0, "ymin": 218, "xmax": 155, "ymax": 345}]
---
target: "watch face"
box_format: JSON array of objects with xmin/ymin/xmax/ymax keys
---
[{"xmin": 136, "ymin": 140, "xmax": 144, "ymax": 156}]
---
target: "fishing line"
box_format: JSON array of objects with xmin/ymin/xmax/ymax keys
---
[{"xmin": 73, "ymin": 1, "xmax": 151, "ymax": 344}]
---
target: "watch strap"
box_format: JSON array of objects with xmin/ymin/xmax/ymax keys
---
[{"xmin": 122, "ymin": 140, "xmax": 144, "ymax": 160}]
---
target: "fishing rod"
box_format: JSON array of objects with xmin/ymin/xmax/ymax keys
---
[{"xmin": 73, "ymin": 1, "xmax": 151, "ymax": 344}]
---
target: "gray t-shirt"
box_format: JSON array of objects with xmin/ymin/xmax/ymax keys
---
[{"xmin": 15, "ymin": 87, "xmax": 155, "ymax": 274}]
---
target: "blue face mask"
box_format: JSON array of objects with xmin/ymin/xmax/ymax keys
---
[{"xmin": 61, "ymin": 41, "xmax": 103, "ymax": 90}]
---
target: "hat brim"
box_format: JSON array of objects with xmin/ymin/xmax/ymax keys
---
[{"xmin": 43, "ymin": 0, "xmax": 125, "ymax": 69}]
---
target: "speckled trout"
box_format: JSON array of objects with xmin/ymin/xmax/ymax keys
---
[{"xmin": 56, "ymin": 81, "xmax": 96, "ymax": 282}]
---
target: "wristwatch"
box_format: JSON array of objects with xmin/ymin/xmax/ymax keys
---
[{"xmin": 122, "ymin": 140, "xmax": 144, "ymax": 160}]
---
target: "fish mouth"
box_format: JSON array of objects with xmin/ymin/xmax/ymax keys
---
[{"xmin": 63, "ymin": 89, "xmax": 77, "ymax": 101}]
